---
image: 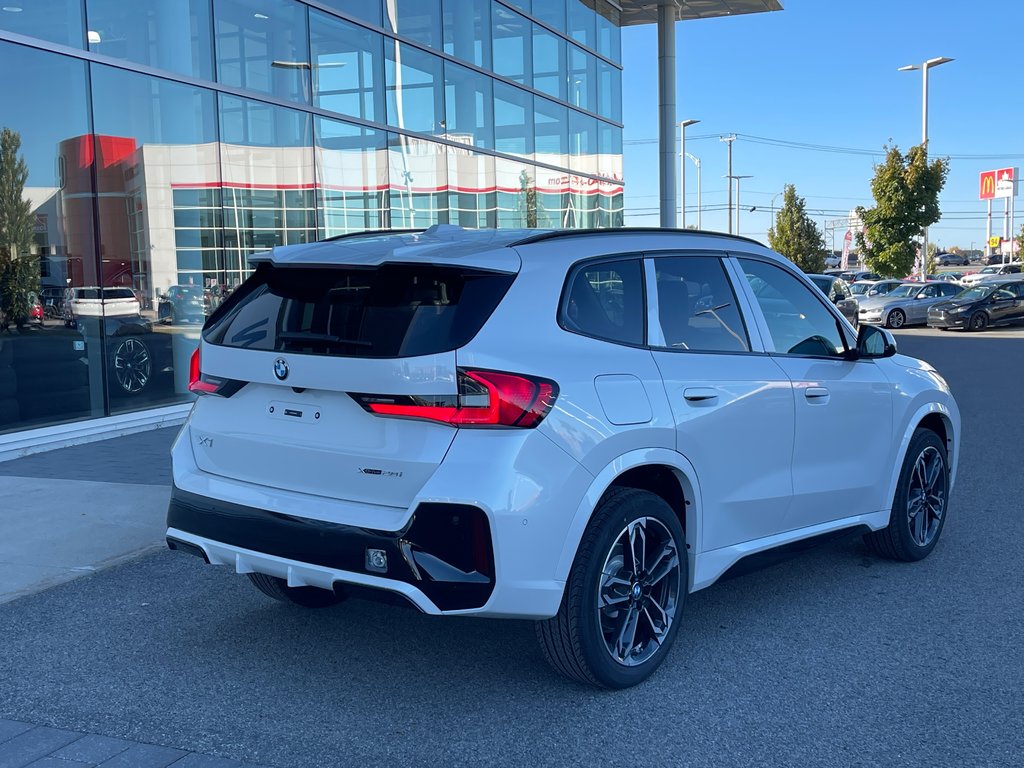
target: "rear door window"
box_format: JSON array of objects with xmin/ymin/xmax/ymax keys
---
[
  {"xmin": 204, "ymin": 263, "xmax": 515, "ymax": 358},
  {"xmin": 560, "ymin": 258, "xmax": 644, "ymax": 345},
  {"xmin": 652, "ymin": 255, "xmax": 749, "ymax": 352}
]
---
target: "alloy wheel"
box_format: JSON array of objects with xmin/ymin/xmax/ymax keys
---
[
  {"xmin": 888, "ymin": 310, "xmax": 905, "ymax": 329},
  {"xmin": 113, "ymin": 338, "xmax": 151, "ymax": 394},
  {"xmin": 597, "ymin": 517, "xmax": 681, "ymax": 667},
  {"xmin": 907, "ymin": 446, "xmax": 946, "ymax": 547}
]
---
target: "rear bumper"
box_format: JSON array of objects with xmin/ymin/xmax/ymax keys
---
[{"xmin": 167, "ymin": 487, "xmax": 494, "ymax": 613}]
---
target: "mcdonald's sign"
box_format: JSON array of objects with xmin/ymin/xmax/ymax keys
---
[{"xmin": 980, "ymin": 170, "xmax": 996, "ymax": 200}]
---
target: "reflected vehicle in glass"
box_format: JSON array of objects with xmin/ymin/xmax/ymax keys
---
[
  {"xmin": 927, "ymin": 281, "xmax": 1024, "ymax": 332},
  {"xmin": 807, "ymin": 274, "xmax": 859, "ymax": 326},
  {"xmin": 857, "ymin": 281, "xmax": 961, "ymax": 328},
  {"xmin": 166, "ymin": 227, "xmax": 959, "ymax": 689},
  {"xmin": 63, "ymin": 287, "xmax": 140, "ymax": 328},
  {"xmin": 158, "ymin": 285, "xmax": 206, "ymax": 325}
]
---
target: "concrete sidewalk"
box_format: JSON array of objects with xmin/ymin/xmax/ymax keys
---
[{"xmin": 0, "ymin": 427, "xmax": 178, "ymax": 605}]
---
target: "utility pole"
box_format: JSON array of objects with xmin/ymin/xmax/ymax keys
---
[
  {"xmin": 720, "ymin": 135, "xmax": 736, "ymax": 233},
  {"xmin": 678, "ymin": 119, "xmax": 700, "ymax": 228},
  {"xmin": 729, "ymin": 175, "xmax": 752, "ymax": 235}
]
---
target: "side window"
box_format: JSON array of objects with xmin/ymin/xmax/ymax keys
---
[
  {"xmin": 739, "ymin": 258, "xmax": 846, "ymax": 358},
  {"xmin": 942, "ymin": 283, "xmax": 960, "ymax": 297},
  {"xmin": 562, "ymin": 258, "xmax": 644, "ymax": 345},
  {"xmin": 994, "ymin": 288, "xmax": 1015, "ymax": 301},
  {"xmin": 1013, "ymin": 283, "xmax": 1024, "ymax": 298},
  {"xmin": 920, "ymin": 285, "xmax": 939, "ymax": 298},
  {"xmin": 653, "ymin": 256, "xmax": 749, "ymax": 353}
]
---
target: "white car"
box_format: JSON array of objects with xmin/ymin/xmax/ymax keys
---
[
  {"xmin": 64, "ymin": 286, "xmax": 141, "ymax": 326},
  {"xmin": 167, "ymin": 226, "xmax": 960, "ymax": 688},
  {"xmin": 960, "ymin": 264, "xmax": 1021, "ymax": 287}
]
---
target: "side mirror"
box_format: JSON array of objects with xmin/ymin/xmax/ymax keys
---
[{"xmin": 855, "ymin": 324, "xmax": 897, "ymax": 359}]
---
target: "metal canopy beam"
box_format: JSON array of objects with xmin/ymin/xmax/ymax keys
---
[{"xmin": 618, "ymin": 0, "xmax": 783, "ymax": 26}]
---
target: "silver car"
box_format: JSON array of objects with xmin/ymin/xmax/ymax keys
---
[
  {"xmin": 849, "ymin": 279, "xmax": 904, "ymax": 305},
  {"xmin": 858, "ymin": 281, "xmax": 962, "ymax": 328}
]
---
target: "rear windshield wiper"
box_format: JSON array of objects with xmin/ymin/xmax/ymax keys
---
[{"xmin": 277, "ymin": 331, "xmax": 373, "ymax": 348}]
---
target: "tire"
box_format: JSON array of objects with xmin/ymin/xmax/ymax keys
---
[
  {"xmin": 108, "ymin": 336, "xmax": 152, "ymax": 396},
  {"xmin": 864, "ymin": 429, "xmax": 949, "ymax": 562},
  {"xmin": 886, "ymin": 309, "xmax": 906, "ymax": 329},
  {"xmin": 247, "ymin": 572, "xmax": 347, "ymax": 608},
  {"xmin": 536, "ymin": 488, "xmax": 686, "ymax": 689},
  {"xmin": 968, "ymin": 312, "xmax": 988, "ymax": 332}
]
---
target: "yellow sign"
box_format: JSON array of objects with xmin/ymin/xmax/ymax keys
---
[{"xmin": 989, "ymin": 236, "xmax": 1002, "ymax": 249}]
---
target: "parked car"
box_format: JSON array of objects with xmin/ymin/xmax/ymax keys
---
[
  {"xmin": 960, "ymin": 263, "xmax": 1022, "ymax": 287},
  {"xmin": 984, "ymin": 254, "xmax": 1018, "ymax": 265},
  {"xmin": 928, "ymin": 280, "xmax": 1024, "ymax": 331},
  {"xmin": 850, "ymin": 279, "xmax": 903, "ymax": 303},
  {"xmin": 858, "ymin": 281, "xmax": 962, "ymax": 328},
  {"xmin": 63, "ymin": 286, "xmax": 141, "ymax": 328},
  {"xmin": 165, "ymin": 226, "xmax": 960, "ymax": 689},
  {"xmin": 824, "ymin": 253, "xmax": 841, "ymax": 268},
  {"xmin": 838, "ymin": 270, "xmax": 880, "ymax": 283},
  {"xmin": 935, "ymin": 252, "xmax": 969, "ymax": 267},
  {"xmin": 807, "ymin": 274, "xmax": 859, "ymax": 326},
  {"xmin": 158, "ymin": 285, "xmax": 207, "ymax": 325},
  {"xmin": 933, "ymin": 272, "xmax": 962, "ymax": 284}
]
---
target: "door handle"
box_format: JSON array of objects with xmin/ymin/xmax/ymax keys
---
[
  {"xmin": 683, "ymin": 387, "xmax": 719, "ymax": 403},
  {"xmin": 804, "ymin": 387, "xmax": 830, "ymax": 400}
]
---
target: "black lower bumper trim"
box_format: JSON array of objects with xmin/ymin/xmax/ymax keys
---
[{"xmin": 166, "ymin": 488, "xmax": 495, "ymax": 611}]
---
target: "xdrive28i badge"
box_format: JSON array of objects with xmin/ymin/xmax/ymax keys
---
[{"xmin": 273, "ymin": 358, "xmax": 289, "ymax": 381}]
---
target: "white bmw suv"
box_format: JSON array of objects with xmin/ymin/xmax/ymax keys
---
[{"xmin": 167, "ymin": 226, "xmax": 959, "ymax": 688}]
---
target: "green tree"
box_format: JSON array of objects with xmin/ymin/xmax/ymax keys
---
[
  {"xmin": 1015, "ymin": 223, "xmax": 1024, "ymax": 261},
  {"xmin": 767, "ymin": 184, "xmax": 826, "ymax": 273},
  {"xmin": 855, "ymin": 144, "xmax": 949, "ymax": 278},
  {"xmin": 516, "ymin": 169, "xmax": 540, "ymax": 228},
  {"xmin": 0, "ymin": 127, "xmax": 37, "ymax": 326}
]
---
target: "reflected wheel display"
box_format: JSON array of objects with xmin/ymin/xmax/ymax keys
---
[{"xmin": 111, "ymin": 337, "xmax": 151, "ymax": 395}]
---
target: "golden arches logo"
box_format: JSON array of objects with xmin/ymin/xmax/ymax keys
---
[{"xmin": 980, "ymin": 171, "xmax": 996, "ymax": 199}]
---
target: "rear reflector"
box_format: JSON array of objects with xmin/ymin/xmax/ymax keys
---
[{"xmin": 351, "ymin": 369, "xmax": 558, "ymax": 428}]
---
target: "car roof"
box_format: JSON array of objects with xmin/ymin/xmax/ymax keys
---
[{"xmin": 251, "ymin": 225, "xmax": 781, "ymax": 273}]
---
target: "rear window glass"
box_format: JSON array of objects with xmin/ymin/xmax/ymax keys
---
[
  {"xmin": 560, "ymin": 259, "xmax": 644, "ymax": 346},
  {"xmin": 104, "ymin": 288, "xmax": 136, "ymax": 299},
  {"xmin": 204, "ymin": 264, "xmax": 515, "ymax": 358}
]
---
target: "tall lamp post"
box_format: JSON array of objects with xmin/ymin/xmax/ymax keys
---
[
  {"xmin": 685, "ymin": 153, "xmax": 702, "ymax": 229},
  {"xmin": 728, "ymin": 175, "xmax": 753, "ymax": 235},
  {"xmin": 678, "ymin": 119, "xmax": 700, "ymax": 228},
  {"xmin": 898, "ymin": 56, "xmax": 953, "ymax": 269}
]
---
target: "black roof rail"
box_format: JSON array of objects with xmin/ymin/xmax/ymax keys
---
[
  {"xmin": 506, "ymin": 227, "xmax": 767, "ymax": 249},
  {"xmin": 319, "ymin": 228, "xmax": 427, "ymax": 243}
]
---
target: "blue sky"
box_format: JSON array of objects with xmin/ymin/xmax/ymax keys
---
[{"xmin": 620, "ymin": 0, "xmax": 1024, "ymax": 250}]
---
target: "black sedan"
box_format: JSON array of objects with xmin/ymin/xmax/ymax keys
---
[
  {"xmin": 936, "ymin": 252, "xmax": 969, "ymax": 267},
  {"xmin": 807, "ymin": 274, "xmax": 859, "ymax": 327},
  {"xmin": 927, "ymin": 280, "xmax": 1024, "ymax": 331}
]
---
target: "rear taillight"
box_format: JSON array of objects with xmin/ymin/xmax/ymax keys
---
[
  {"xmin": 352, "ymin": 369, "xmax": 559, "ymax": 428},
  {"xmin": 188, "ymin": 347, "xmax": 243, "ymax": 397}
]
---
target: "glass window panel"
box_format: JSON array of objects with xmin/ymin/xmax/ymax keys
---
[
  {"xmin": 317, "ymin": 0, "xmax": 382, "ymax": 27},
  {"xmin": 533, "ymin": 1, "xmax": 564, "ymax": 32},
  {"xmin": 533, "ymin": 25, "xmax": 567, "ymax": 101},
  {"xmin": 494, "ymin": 158, "xmax": 539, "ymax": 229},
  {"xmin": 562, "ymin": 259, "xmax": 644, "ymax": 345},
  {"xmin": 491, "ymin": 2, "xmax": 531, "ymax": 85},
  {"xmin": 0, "ymin": 0, "xmax": 82, "ymax": 47},
  {"xmin": 444, "ymin": 61, "xmax": 494, "ymax": 150},
  {"xmin": 596, "ymin": 58, "xmax": 621, "ymax": 122},
  {"xmin": 219, "ymin": 94, "xmax": 313, "ymax": 282},
  {"xmin": 442, "ymin": 0, "xmax": 491, "ymax": 69},
  {"xmin": 316, "ymin": 117, "xmax": 388, "ymax": 236},
  {"xmin": 448, "ymin": 147, "xmax": 496, "ymax": 228},
  {"xmin": 534, "ymin": 166, "xmax": 568, "ymax": 228},
  {"xmin": 569, "ymin": 110, "xmax": 597, "ymax": 175},
  {"xmin": 385, "ymin": 41, "xmax": 444, "ymax": 135},
  {"xmin": 0, "ymin": 42, "xmax": 104, "ymax": 431},
  {"xmin": 534, "ymin": 97, "xmax": 568, "ymax": 170},
  {"xmin": 569, "ymin": 45, "xmax": 596, "ymax": 113},
  {"xmin": 214, "ymin": 0, "xmax": 310, "ymax": 103},
  {"xmin": 504, "ymin": 0, "xmax": 530, "ymax": 13},
  {"xmin": 493, "ymin": 81, "xmax": 533, "ymax": 158},
  {"xmin": 310, "ymin": 10, "xmax": 384, "ymax": 122},
  {"xmin": 387, "ymin": 134, "xmax": 448, "ymax": 228},
  {"xmin": 596, "ymin": 2, "xmax": 621, "ymax": 62},
  {"xmin": 87, "ymin": 0, "xmax": 213, "ymax": 79},
  {"xmin": 653, "ymin": 256, "xmax": 749, "ymax": 352},
  {"xmin": 569, "ymin": 0, "xmax": 597, "ymax": 50},
  {"xmin": 91, "ymin": 65, "xmax": 223, "ymax": 411},
  {"xmin": 383, "ymin": 0, "xmax": 441, "ymax": 49}
]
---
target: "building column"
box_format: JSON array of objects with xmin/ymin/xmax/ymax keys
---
[{"xmin": 657, "ymin": 1, "xmax": 677, "ymax": 228}]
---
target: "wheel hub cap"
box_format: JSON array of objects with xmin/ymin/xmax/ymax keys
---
[{"xmin": 907, "ymin": 446, "xmax": 946, "ymax": 547}]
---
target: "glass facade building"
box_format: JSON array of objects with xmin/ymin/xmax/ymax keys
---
[{"xmin": 0, "ymin": 0, "xmax": 622, "ymax": 436}]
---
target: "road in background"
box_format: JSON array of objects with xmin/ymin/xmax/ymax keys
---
[{"xmin": 0, "ymin": 332, "xmax": 1020, "ymax": 768}]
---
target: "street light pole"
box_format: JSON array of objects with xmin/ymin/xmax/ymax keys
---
[
  {"xmin": 899, "ymin": 56, "xmax": 953, "ymax": 271},
  {"xmin": 686, "ymin": 153, "xmax": 702, "ymax": 229},
  {"xmin": 678, "ymin": 119, "xmax": 700, "ymax": 228},
  {"xmin": 720, "ymin": 135, "xmax": 736, "ymax": 233},
  {"xmin": 729, "ymin": 175, "xmax": 752, "ymax": 234}
]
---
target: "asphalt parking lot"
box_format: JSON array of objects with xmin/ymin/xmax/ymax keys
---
[{"xmin": 1, "ymin": 329, "xmax": 1022, "ymax": 767}]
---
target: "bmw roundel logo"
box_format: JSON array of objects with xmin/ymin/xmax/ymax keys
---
[{"xmin": 273, "ymin": 358, "xmax": 289, "ymax": 381}]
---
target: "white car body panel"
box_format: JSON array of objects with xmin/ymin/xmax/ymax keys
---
[{"xmin": 168, "ymin": 226, "xmax": 961, "ymax": 619}]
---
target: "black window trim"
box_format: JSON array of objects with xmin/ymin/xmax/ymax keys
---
[{"xmin": 729, "ymin": 251, "xmax": 863, "ymax": 363}]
